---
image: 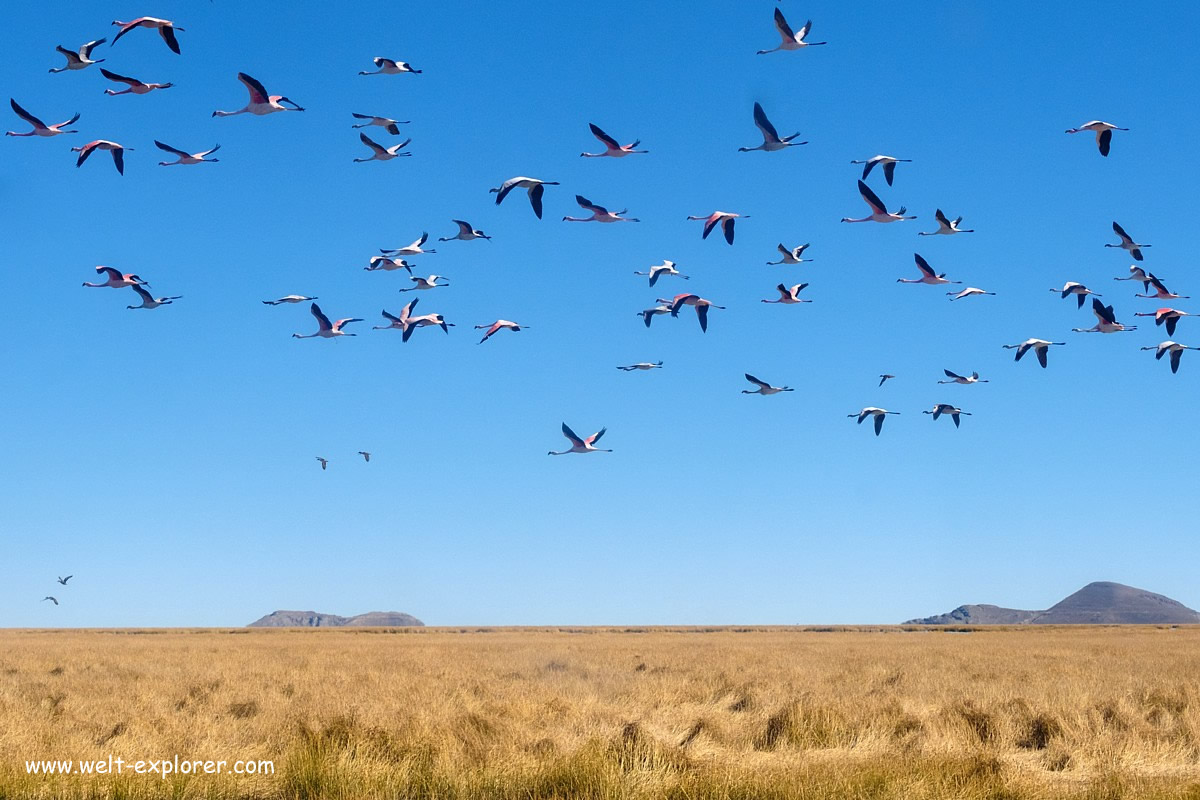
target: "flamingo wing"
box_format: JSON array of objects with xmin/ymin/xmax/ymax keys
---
[
  {"xmin": 589, "ymin": 122, "xmax": 619, "ymax": 150},
  {"xmin": 310, "ymin": 303, "xmax": 333, "ymax": 331},
  {"xmin": 81, "ymin": 38, "xmax": 106, "ymax": 57},
  {"xmin": 154, "ymin": 140, "xmax": 191, "ymax": 158},
  {"xmin": 359, "ymin": 132, "xmax": 388, "ymax": 154},
  {"xmin": 237, "ymin": 73, "xmax": 270, "ymax": 105},
  {"xmin": 529, "ymin": 183, "xmax": 546, "ymax": 218},
  {"xmin": 586, "ymin": 428, "xmax": 607, "ymax": 445},
  {"xmin": 773, "ymin": 7, "xmax": 795, "ymax": 40},
  {"xmin": 10, "ymin": 98, "xmax": 48, "ymax": 128},
  {"xmin": 696, "ymin": 303, "xmax": 710, "ymax": 332},
  {"xmin": 883, "ymin": 160, "xmax": 897, "ymax": 186},
  {"xmin": 914, "ymin": 253, "xmax": 935, "ymax": 279},
  {"xmin": 752, "ymin": 102, "xmax": 780, "ymax": 142},
  {"xmin": 159, "ymin": 25, "xmax": 181, "ymax": 54},
  {"xmin": 722, "ymin": 217, "xmax": 736, "ymax": 244},
  {"xmin": 100, "ymin": 68, "xmax": 140, "ymax": 86},
  {"xmin": 1112, "ymin": 220, "xmax": 1131, "ymax": 244},
  {"xmin": 857, "ymin": 180, "xmax": 886, "ymax": 215},
  {"xmin": 575, "ymin": 195, "xmax": 605, "ymax": 214},
  {"xmin": 561, "ymin": 423, "xmax": 585, "ymax": 448},
  {"xmin": 744, "ymin": 373, "xmax": 769, "ymax": 389}
]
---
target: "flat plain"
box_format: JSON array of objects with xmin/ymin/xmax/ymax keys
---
[{"xmin": 1, "ymin": 626, "xmax": 1199, "ymax": 799}]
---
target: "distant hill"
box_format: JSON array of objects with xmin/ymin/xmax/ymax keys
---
[
  {"xmin": 905, "ymin": 582, "xmax": 1200, "ymax": 625},
  {"xmin": 247, "ymin": 610, "xmax": 424, "ymax": 627}
]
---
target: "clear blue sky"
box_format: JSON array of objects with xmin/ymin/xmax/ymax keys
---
[{"xmin": 4, "ymin": 1, "xmax": 1198, "ymax": 627}]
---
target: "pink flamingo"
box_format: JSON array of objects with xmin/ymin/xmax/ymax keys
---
[
  {"xmin": 687, "ymin": 211, "xmax": 747, "ymax": 244},
  {"xmin": 72, "ymin": 140, "xmax": 131, "ymax": 174},
  {"xmin": 83, "ymin": 266, "xmax": 148, "ymax": 289},
  {"xmin": 548, "ymin": 423, "xmax": 611, "ymax": 456},
  {"xmin": 213, "ymin": 73, "xmax": 304, "ymax": 117},
  {"xmin": 563, "ymin": 195, "xmax": 638, "ymax": 223},
  {"xmin": 6, "ymin": 99, "xmax": 78, "ymax": 137},
  {"xmin": 475, "ymin": 320, "xmax": 527, "ymax": 344},
  {"xmin": 111, "ymin": 17, "xmax": 184, "ymax": 54},
  {"xmin": 761, "ymin": 283, "xmax": 811, "ymax": 304},
  {"xmin": 293, "ymin": 303, "xmax": 362, "ymax": 339},
  {"xmin": 101, "ymin": 68, "xmax": 172, "ymax": 96},
  {"xmin": 581, "ymin": 123, "xmax": 646, "ymax": 158}
]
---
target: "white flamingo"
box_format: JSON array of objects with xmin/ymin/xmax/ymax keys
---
[
  {"xmin": 851, "ymin": 155, "xmax": 911, "ymax": 186},
  {"xmin": 293, "ymin": 303, "xmax": 362, "ymax": 339},
  {"xmin": 742, "ymin": 373, "xmax": 793, "ymax": 395},
  {"xmin": 351, "ymin": 112, "xmax": 410, "ymax": 134},
  {"xmin": 1141, "ymin": 341, "xmax": 1198, "ymax": 374},
  {"xmin": 637, "ymin": 304, "xmax": 673, "ymax": 328},
  {"xmin": 938, "ymin": 369, "xmax": 987, "ymax": 385},
  {"xmin": 1003, "ymin": 339, "xmax": 1065, "ymax": 369},
  {"xmin": 398, "ymin": 275, "xmax": 449, "ymax": 292},
  {"xmin": 491, "ymin": 177, "xmax": 559, "ymax": 219},
  {"xmin": 365, "ymin": 256, "xmax": 412, "ymax": 274},
  {"xmin": 924, "ymin": 403, "xmax": 971, "ymax": 428},
  {"xmin": 668, "ymin": 294, "xmax": 725, "ymax": 332},
  {"xmin": 354, "ymin": 133, "xmax": 411, "ymax": 162},
  {"xmin": 757, "ymin": 9, "xmax": 826, "ymax": 54},
  {"xmin": 766, "ymin": 243, "xmax": 812, "ymax": 264},
  {"xmin": 849, "ymin": 408, "xmax": 899, "ymax": 436},
  {"xmin": 738, "ymin": 102, "xmax": 806, "ymax": 152},
  {"xmin": 1065, "ymin": 120, "xmax": 1127, "ymax": 156},
  {"xmin": 919, "ymin": 209, "xmax": 973, "ymax": 235},
  {"xmin": 49, "ymin": 39, "xmax": 106, "ymax": 72},
  {"xmin": 1050, "ymin": 281, "xmax": 1101, "ymax": 308},
  {"xmin": 842, "ymin": 181, "xmax": 915, "ymax": 223},
  {"xmin": 634, "ymin": 260, "xmax": 688, "ymax": 287},
  {"xmin": 127, "ymin": 285, "xmax": 181, "ymax": 309},
  {"xmin": 439, "ymin": 220, "xmax": 490, "ymax": 241},
  {"xmin": 359, "ymin": 58, "xmax": 421, "ymax": 75},
  {"xmin": 382, "ymin": 233, "xmax": 436, "ymax": 256},
  {"xmin": 263, "ymin": 295, "xmax": 317, "ymax": 305},
  {"xmin": 617, "ymin": 361, "xmax": 663, "ymax": 371},
  {"xmin": 947, "ymin": 287, "xmax": 995, "ymax": 301},
  {"xmin": 1072, "ymin": 298, "xmax": 1136, "ymax": 333},
  {"xmin": 1106, "ymin": 221, "xmax": 1149, "ymax": 261},
  {"xmin": 761, "ymin": 283, "xmax": 811, "ymax": 304}
]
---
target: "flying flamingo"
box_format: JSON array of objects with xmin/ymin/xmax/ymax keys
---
[
  {"xmin": 6, "ymin": 99, "xmax": 78, "ymax": 137},
  {"xmin": 938, "ymin": 369, "xmax": 987, "ymax": 385},
  {"xmin": 491, "ymin": 177, "xmax": 559, "ymax": 219},
  {"xmin": 475, "ymin": 320, "xmax": 526, "ymax": 344},
  {"xmin": 111, "ymin": 17, "xmax": 184, "ymax": 53},
  {"xmin": 757, "ymin": 9, "xmax": 826, "ymax": 54},
  {"xmin": 851, "ymin": 155, "xmax": 911, "ymax": 186},
  {"xmin": 263, "ymin": 295, "xmax": 317, "ymax": 305},
  {"xmin": 634, "ymin": 260, "xmax": 688, "ymax": 287},
  {"xmin": 1135, "ymin": 273, "xmax": 1189, "ymax": 300},
  {"xmin": 842, "ymin": 180, "xmax": 915, "ymax": 223},
  {"xmin": 762, "ymin": 283, "xmax": 811, "ymax": 304},
  {"xmin": 1133, "ymin": 308, "xmax": 1197, "ymax": 337},
  {"xmin": 1072, "ymin": 298, "xmax": 1136, "ymax": 333},
  {"xmin": 398, "ymin": 275, "xmax": 449, "ymax": 292},
  {"xmin": 1003, "ymin": 339, "xmax": 1065, "ymax": 368},
  {"xmin": 738, "ymin": 102, "xmax": 806, "ymax": 152},
  {"xmin": 359, "ymin": 58, "xmax": 421, "ymax": 75},
  {"xmin": 898, "ymin": 254, "xmax": 961, "ymax": 286},
  {"xmin": 878, "ymin": 374, "xmax": 895, "ymax": 387},
  {"xmin": 548, "ymin": 423, "xmax": 612, "ymax": 456},
  {"xmin": 687, "ymin": 211, "xmax": 746, "ymax": 244},
  {"xmin": 1114, "ymin": 265, "xmax": 1152, "ymax": 292},
  {"xmin": 637, "ymin": 304, "xmax": 673, "ymax": 328},
  {"xmin": 57, "ymin": 576, "xmax": 73, "ymax": 585},
  {"xmin": 382, "ymin": 233, "xmax": 436, "ymax": 256},
  {"xmin": 83, "ymin": 266, "xmax": 148, "ymax": 289},
  {"xmin": 1106, "ymin": 221, "xmax": 1149, "ymax": 261},
  {"xmin": 924, "ymin": 403, "xmax": 971, "ymax": 428},
  {"xmin": 100, "ymin": 68, "xmax": 172, "ymax": 96},
  {"xmin": 213, "ymin": 73, "xmax": 304, "ymax": 117},
  {"xmin": 354, "ymin": 133, "xmax": 411, "ymax": 162},
  {"xmin": 1065, "ymin": 120, "xmax": 1127, "ymax": 156},
  {"xmin": 919, "ymin": 209, "xmax": 974, "ymax": 235},
  {"xmin": 351, "ymin": 113, "xmax": 410, "ymax": 134},
  {"xmin": 293, "ymin": 303, "xmax": 362, "ymax": 339},
  {"xmin": 947, "ymin": 287, "xmax": 995, "ymax": 301},
  {"xmin": 364, "ymin": 256, "xmax": 412, "ymax": 274},
  {"xmin": 581, "ymin": 123, "xmax": 647, "ymax": 157},
  {"xmin": 849, "ymin": 408, "xmax": 899, "ymax": 436},
  {"xmin": 668, "ymin": 294, "xmax": 725, "ymax": 332},
  {"xmin": 767, "ymin": 243, "xmax": 812, "ymax": 264},
  {"xmin": 155, "ymin": 141, "xmax": 219, "ymax": 166},
  {"xmin": 400, "ymin": 307, "xmax": 454, "ymax": 342},
  {"xmin": 1141, "ymin": 341, "xmax": 1198, "ymax": 374},
  {"xmin": 49, "ymin": 39, "xmax": 106, "ymax": 72},
  {"xmin": 742, "ymin": 373, "xmax": 793, "ymax": 395},
  {"xmin": 1050, "ymin": 281, "xmax": 1101, "ymax": 308},
  {"xmin": 127, "ymin": 285, "xmax": 181, "ymax": 309},
  {"xmin": 563, "ymin": 195, "xmax": 638, "ymax": 222},
  {"xmin": 439, "ymin": 220, "xmax": 490, "ymax": 241},
  {"xmin": 617, "ymin": 362, "xmax": 663, "ymax": 371}
]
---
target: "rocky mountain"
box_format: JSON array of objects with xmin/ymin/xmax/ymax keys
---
[
  {"xmin": 905, "ymin": 582, "xmax": 1200, "ymax": 625},
  {"xmin": 247, "ymin": 610, "xmax": 424, "ymax": 627}
]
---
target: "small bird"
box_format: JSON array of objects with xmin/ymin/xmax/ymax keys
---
[
  {"xmin": 382, "ymin": 233, "xmax": 436, "ymax": 257},
  {"xmin": 101, "ymin": 68, "xmax": 172, "ymax": 96},
  {"xmin": 668, "ymin": 294, "xmax": 725, "ymax": 332},
  {"xmin": 127, "ymin": 285, "xmax": 181, "ymax": 309},
  {"xmin": 49, "ymin": 39, "xmax": 106, "ymax": 72},
  {"xmin": 43, "ymin": 596, "xmax": 59, "ymax": 605},
  {"xmin": 1050, "ymin": 281, "xmax": 1101, "ymax": 308},
  {"xmin": 919, "ymin": 209, "xmax": 974, "ymax": 236},
  {"xmin": 354, "ymin": 133, "xmax": 411, "ymax": 162},
  {"xmin": 842, "ymin": 180, "xmax": 915, "ymax": 223},
  {"xmin": 563, "ymin": 195, "xmax": 639, "ymax": 223},
  {"xmin": 1106, "ymin": 221, "xmax": 1150, "ymax": 261},
  {"xmin": 359, "ymin": 57, "xmax": 421, "ymax": 75},
  {"xmin": 72, "ymin": 140, "xmax": 131, "ymax": 174},
  {"xmin": 637, "ymin": 304, "xmax": 674, "ymax": 328},
  {"xmin": 475, "ymin": 320, "xmax": 526, "ymax": 344},
  {"xmin": 634, "ymin": 260, "xmax": 688, "ymax": 287},
  {"xmin": 111, "ymin": 17, "xmax": 184, "ymax": 54},
  {"xmin": 617, "ymin": 361, "xmax": 663, "ymax": 371},
  {"xmin": 1133, "ymin": 307, "xmax": 1197, "ymax": 337},
  {"xmin": 581, "ymin": 123, "xmax": 647, "ymax": 157},
  {"xmin": 947, "ymin": 287, "xmax": 995, "ymax": 301},
  {"xmin": 757, "ymin": 9, "xmax": 826, "ymax": 54},
  {"xmin": 439, "ymin": 220, "xmax": 490, "ymax": 242},
  {"xmin": 358, "ymin": 451, "xmax": 371, "ymax": 462},
  {"xmin": 293, "ymin": 303, "xmax": 362, "ymax": 339},
  {"xmin": 938, "ymin": 369, "xmax": 988, "ymax": 385},
  {"xmin": 848, "ymin": 408, "xmax": 899, "ymax": 436},
  {"xmin": 491, "ymin": 177, "xmax": 559, "ymax": 219},
  {"xmin": 548, "ymin": 423, "xmax": 611, "ymax": 455},
  {"xmin": 687, "ymin": 211, "xmax": 746, "ymax": 245},
  {"xmin": 1141, "ymin": 341, "xmax": 1198, "ymax": 374},
  {"xmin": 1135, "ymin": 273, "xmax": 1189, "ymax": 301},
  {"xmin": 738, "ymin": 102, "xmax": 806, "ymax": 152},
  {"xmin": 6, "ymin": 99, "xmax": 79, "ymax": 137},
  {"xmin": 351, "ymin": 113, "xmax": 410, "ymax": 135},
  {"xmin": 878, "ymin": 374, "xmax": 895, "ymax": 387},
  {"xmin": 1072, "ymin": 298, "xmax": 1136, "ymax": 333},
  {"xmin": 851, "ymin": 155, "xmax": 911, "ymax": 186},
  {"xmin": 263, "ymin": 295, "xmax": 317, "ymax": 305},
  {"xmin": 316, "ymin": 457, "xmax": 328, "ymax": 470},
  {"xmin": 1003, "ymin": 339, "xmax": 1065, "ymax": 368},
  {"xmin": 742, "ymin": 373, "xmax": 793, "ymax": 395},
  {"xmin": 898, "ymin": 253, "xmax": 960, "ymax": 286},
  {"xmin": 761, "ymin": 283, "xmax": 811, "ymax": 304},
  {"xmin": 924, "ymin": 403, "xmax": 971, "ymax": 428},
  {"xmin": 213, "ymin": 73, "xmax": 304, "ymax": 117},
  {"xmin": 1114, "ymin": 265, "xmax": 1152, "ymax": 292},
  {"xmin": 57, "ymin": 576, "xmax": 73, "ymax": 586},
  {"xmin": 83, "ymin": 266, "xmax": 148, "ymax": 289},
  {"xmin": 155, "ymin": 140, "xmax": 219, "ymax": 166},
  {"xmin": 398, "ymin": 275, "xmax": 449, "ymax": 292},
  {"xmin": 1065, "ymin": 120, "xmax": 1127, "ymax": 156},
  {"xmin": 364, "ymin": 256, "xmax": 412, "ymax": 274},
  {"xmin": 767, "ymin": 243, "xmax": 812, "ymax": 265}
]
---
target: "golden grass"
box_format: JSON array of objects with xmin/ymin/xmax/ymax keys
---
[{"xmin": 2, "ymin": 626, "xmax": 1200, "ymax": 799}]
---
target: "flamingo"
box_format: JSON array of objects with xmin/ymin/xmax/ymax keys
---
[
  {"xmin": 919, "ymin": 209, "xmax": 974, "ymax": 235},
  {"xmin": 851, "ymin": 155, "xmax": 911, "ymax": 186},
  {"xmin": 1133, "ymin": 308, "xmax": 1197, "ymax": 337},
  {"xmin": 365, "ymin": 256, "xmax": 412, "ymax": 274},
  {"xmin": 293, "ymin": 303, "xmax": 362, "ymax": 339},
  {"xmin": 1114, "ymin": 265, "xmax": 1152, "ymax": 292},
  {"xmin": 742, "ymin": 373, "xmax": 793, "ymax": 395},
  {"xmin": 848, "ymin": 408, "xmax": 899, "ymax": 436},
  {"xmin": 111, "ymin": 17, "xmax": 184, "ymax": 54},
  {"xmin": 1135, "ymin": 273, "xmax": 1189, "ymax": 301},
  {"xmin": 668, "ymin": 294, "xmax": 725, "ymax": 332},
  {"xmin": 634, "ymin": 260, "xmax": 688, "ymax": 287},
  {"xmin": 127, "ymin": 285, "xmax": 181, "ymax": 309},
  {"xmin": 947, "ymin": 287, "xmax": 995, "ymax": 301},
  {"xmin": 354, "ymin": 133, "xmax": 411, "ymax": 162},
  {"xmin": 6, "ymin": 99, "xmax": 78, "ymax": 137},
  {"xmin": 878, "ymin": 374, "xmax": 895, "ymax": 387},
  {"xmin": 49, "ymin": 39, "xmax": 106, "ymax": 72},
  {"xmin": 938, "ymin": 369, "xmax": 988, "ymax": 385},
  {"xmin": 398, "ymin": 275, "xmax": 449, "ymax": 292},
  {"xmin": 57, "ymin": 576, "xmax": 73, "ymax": 585},
  {"xmin": 316, "ymin": 457, "xmax": 328, "ymax": 470},
  {"xmin": 762, "ymin": 283, "xmax": 811, "ymax": 304},
  {"xmin": 1072, "ymin": 298, "xmax": 1136, "ymax": 333},
  {"xmin": 155, "ymin": 141, "xmax": 219, "ymax": 166},
  {"xmin": 548, "ymin": 423, "xmax": 611, "ymax": 456},
  {"xmin": 898, "ymin": 253, "xmax": 961, "ymax": 286},
  {"xmin": 1106, "ymin": 221, "xmax": 1149, "ymax": 261},
  {"xmin": 83, "ymin": 266, "xmax": 148, "ymax": 289},
  {"xmin": 766, "ymin": 243, "xmax": 812, "ymax": 264},
  {"xmin": 842, "ymin": 180, "xmax": 915, "ymax": 223},
  {"xmin": 637, "ymin": 304, "xmax": 673, "ymax": 328},
  {"xmin": 382, "ymin": 233, "xmax": 436, "ymax": 257},
  {"xmin": 401, "ymin": 309, "xmax": 454, "ymax": 342},
  {"xmin": 738, "ymin": 102, "xmax": 806, "ymax": 152},
  {"xmin": 358, "ymin": 451, "xmax": 371, "ymax": 462},
  {"xmin": 617, "ymin": 361, "xmax": 663, "ymax": 371},
  {"xmin": 757, "ymin": 9, "xmax": 826, "ymax": 54},
  {"xmin": 359, "ymin": 58, "xmax": 421, "ymax": 75},
  {"xmin": 475, "ymin": 320, "xmax": 526, "ymax": 344},
  {"xmin": 1003, "ymin": 339, "xmax": 1065, "ymax": 368},
  {"xmin": 1050, "ymin": 281, "xmax": 1101, "ymax": 308},
  {"xmin": 1066, "ymin": 120, "xmax": 1127, "ymax": 156},
  {"xmin": 43, "ymin": 596, "xmax": 59, "ymax": 605},
  {"xmin": 213, "ymin": 73, "xmax": 304, "ymax": 117},
  {"xmin": 351, "ymin": 113, "xmax": 409, "ymax": 134},
  {"xmin": 491, "ymin": 177, "xmax": 559, "ymax": 219},
  {"xmin": 581, "ymin": 122, "xmax": 647, "ymax": 158},
  {"xmin": 1141, "ymin": 341, "xmax": 1198, "ymax": 374},
  {"xmin": 101, "ymin": 68, "xmax": 172, "ymax": 96},
  {"xmin": 563, "ymin": 195, "xmax": 638, "ymax": 222},
  {"xmin": 924, "ymin": 403, "xmax": 971, "ymax": 428},
  {"xmin": 439, "ymin": 220, "xmax": 490, "ymax": 241},
  {"xmin": 263, "ymin": 295, "xmax": 317, "ymax": 305},
  {"xmin": 687, "ymin": 211, "xmax": 746, "ymax": 244}
]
